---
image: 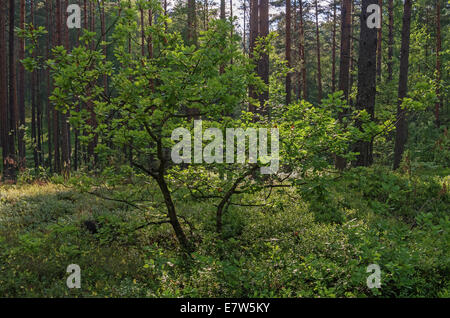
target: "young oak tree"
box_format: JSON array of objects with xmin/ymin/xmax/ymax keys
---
[{"xmin": 48, "ymin": 3, "xmax": 256, "ymax": 251}]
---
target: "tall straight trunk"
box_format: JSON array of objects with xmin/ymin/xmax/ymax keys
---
[
  {"xmin": 35, "ymin": 0, "xmax": 43, "ymax": 167},
  {"xmin": 140, "ymin": 5, "xmax": 145, "ymax": 56},
  {"xmin": 376, "ymin": 0, "xmax": 383, "ymax": 80},
  {"xmin": 387, "ymin": 0, "xmax": 394, "ymax": 81},
  {"xmin": 8, "ymin": 0, "xmax": 18, "ymax": 164},
  {"xmin": 204, "ymin": 0, "xmax": 208, "ymax": 29},
  {"xmin": 354, "ymin": 0, "xmax": 378, "ymax": 167},
  {"xmin": 37, "ymin": 58, "xmax": 43, "ymax": 167},
  {"xmin": 435, "ymin": 0, "xmax": 442, "ymax": 127},
  {"xmin": 331, "ymin": 0, "xmax": 337, "ymax": 93},
  {"xmin": 1, "ymin": 0, "xmax": 15, "ymax": 181},
  {"xmin": 425, "ymin": 7, "xmax": 430, "ymax": 73},
  {"xmin": 243, "ymin": 0, "xmax": 246, "ymax": 52},
  {"xmin": 31, "ymin": 0, "xmax": 38, "ymax": 168},
  {"xmin": 87, "ymin": 0, "xmax": 98, "ymax": 165},
  {"xmin": 61, "ymin": 0, "xmax": 70, "ymax": 176},
  {"xmin": 285, "ymin": 0, "xmax": 292, "ymax": 104},
  {"xmin": 18, "ymin": 0, "xmax": 25, "ymax": 169},
  {"xmin": 219, "ymin": 0, "xmax": 226, "ymax": 74},
  {"xmin": 230, "ymin": 0, "xmax": 233, "ymax": 48},
  {"xmin": 349, "ymin": 0, "xmax": 355, "ymax": 100},
  {"xmin": 90, "ymin": 0, "xmax": 95, "ymax": 50},
  {"xmin": 249, "ymin": 0, "xmax": 259, "ymax": 113},
  {"xmin": 339, "ymin": 0, "xmax": 352, "ymax": 100},
  {"xmin": 46, "ymin": 0, "xmax": 52, "ymax": 171},
  {"xmin": 148, "ymin": 8, "xmax": 153, "ymax": 59},
  {"xmin": 393, "ymin": 0, "xmax": 412, "ymax": 170},
  {"xmin": 187, "ymin": 0, "xmax": 196, "ymax": 45},
  {"xmin": 220, "ymin": 0, "xmax": 225, "ymax": 20},
  {"xmin": 53, "ymin": 0, "xmax": 61, "ymax": 172},
  {"xmin": 101, "ymin": 0, "xmax": 107, "ymax": 92},
  {"xmin": 258, "ymin": 0, "xmax": 269, "ymax": 113},
  {"xmin": 314, "ymin": 0, "xmax": 322, "ymax": 101},
  {"xmin": 148, "ymin": 7, "xmax": 154, "ymax": 91},
  {"xmin": 298, "ymin": 0, "xmax": 307, "ymax": 100},
  {"xmin": 84, "ymin": 0, "xmax": 87, "ymax": 31},
  {"xmin": 335, "ymin": 0, "xmax": 352, "ymax": 170}
]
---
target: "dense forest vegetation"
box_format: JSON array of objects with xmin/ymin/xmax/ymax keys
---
[{"xmin": 0, "ymin": 0, "xmax": 448, "ymax": 298}]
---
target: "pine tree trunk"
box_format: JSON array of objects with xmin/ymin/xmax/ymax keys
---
[
  {"xmin": 354, "ymin": 0, "xmax": 378, "ymax": 167},
  {"xmin": 248, "ymin": 0, "xmax": 259, "ymax": 112},
  {"xmin": 1, "ymin": 0, "xmax": 15, "ymax": 181},
  {"xmin": 243, "ymin": 0, "xmax": 247, "ymax": 53},
  {"xmin": 377, "ymin": 0, "xmax": 383, "ymax": 80},
  {"xmin": 187, "ymin": 0, "xmax": 196, "ymax": 45},
  {"xmin": 87, "ymin": 0, "xmax": 98, "ymax": 166},
  {"xmin": 298, "ymin": 0, "xmax": 307, "ymax": 100},
  {"xmin": 140, "ymin": 5, "xmax": 145, "ymax": 56},
  {"xmin": 387, "ymin": 0, "xmax": 394, "ymax": 81},
  {"xmin": 331, "ymin": 0, "xmax": 337, "ymax": 93},
  {"xmin": 53, "ymin": 0, "xmax": 61, "ymax": 173},
  {"xmin": 435, "ymin": 0, "xmax": 442, "ymax": 127},
  {"xmin": 258, "ymin": 0, "xmax": 269, "ymax": 113},
  {"xmin": 393, "ymin": 0, "xmax": 412, "ymax": 170},
  {"xmin": 335, "ymin": 0, "xmax": 352, "ymax": 170},
  {"xmin": 203, "ymin": 0, "xmax": 208, "ymax": 29},
  {"xmin": 31, "ymin": 0, "xmax": 38, "ymax": 169},
  {"xmin": 314, "ymin": 0, "xmax": 322, "ymax": 102},
  {"xmin": 46, "ymin": 0, "xmax": 52, "ymax": 171},
  {"xmin": 220, "ymin": 0, "xmax": 225, "ymax": 20},
  {"xmin": 18, "ymin": 0, "xmax": 26, "ymax": 169},
  {"xmin": 9, "ymin": 0, "xmax": 18, "ymax": 170},
  {"xmin": 61, "ymin": 0, "xmax": 71, "ymax": 177},
  {"xmin": 286, "ymin": 0, "xmax": 292, "ymax": 104},
  {"xmin": 101, "ymin": 0, "xmax": 107, "ymax": 92},
  {"xmin": 349, "ymin": 0, "xmax": 355, "ymax": 100}
]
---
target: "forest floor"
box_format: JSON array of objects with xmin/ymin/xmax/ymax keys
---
[{"xmin": 0, "ymin": 165, "xmax": 449, "ymax": 297}]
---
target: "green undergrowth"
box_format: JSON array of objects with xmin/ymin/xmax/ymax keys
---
[{"xmin": 0, "ymin": 166, "xmax": 448, "ymax": 297}]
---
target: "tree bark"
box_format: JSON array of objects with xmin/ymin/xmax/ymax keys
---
[
  {"xmin": 435, "ymin": 0, "xmax": 442, "ymax": 127},
  {"xmin": 286, "ymin": 0, "xmax": 292, "ymax": 104},
  {"xmin": 377, "ymin": 0, "xmax": 383, "ymax": 80},
  {"xmin": 331, "ymin": 0, "xmax": 337, "ymax": 93},
  {"xmin": 354, "ymin": 0, "xmax": 378, "ymax": 167},
  {"xmin": 258, "ymin": 0, "xmax": 269, "ymax": 113},
  {"xmin": 220, "ymin": 0, "xmax": 225, "ymax": 20},
  {"xmin": 393, "ymin": 0, "xmax": 412, "ymax": 170},
  {"xmin": 60, "ymin": 0, "xmax": 70, "ymax": 177},
  {"xmin": 387, "ymin": 0, "xmax": 394, "ymax": 81},
  {"xmin": 18, "ymin": 0, "xmax": 25, "ymax": 169},
  {"xmin": 187, "ymin": 0, "xmax": 196, "ymax": 45},
  {"xmin": 8, "ymin": 0, "xmax": 18, "ymax": 170},
  {"xmin": 1, "ymin": 0, "xmax": 16, "ymax": 181},
  {"xmin": 349, "ymin": 0, "xmax": 355, "ymax": 100},
  {"xmin": 31, "ymin": 0, "xmax": 39, "ymax": 168},
  {"xmin": 335, "ymin": 0, "xmax": 352, "ymax": 170},
  {"xmin": 53, "ymin": 0, "xmax": 61, "ymax": 172},
  {"xmin": 46, "ymin": 0, "xmax": 52, "ymax": 171},
  {"xmin": 298, "ymin": 0, "xmax": 307, "ymax": 100},
  {"xmin": 249, "ymin": 0, "xmax": 259, "ymax": 112},
  {"xmin": 314, "ymin": 0, "xmax": 322, "ymax": 101},
  {"xmin": 101, "ymin": 0, "xmax": 107, "ymax": 92}
]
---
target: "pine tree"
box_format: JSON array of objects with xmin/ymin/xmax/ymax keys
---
[{"xmin": 393, "ymin": 0, "xmax": 413, "ymax": 170}]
